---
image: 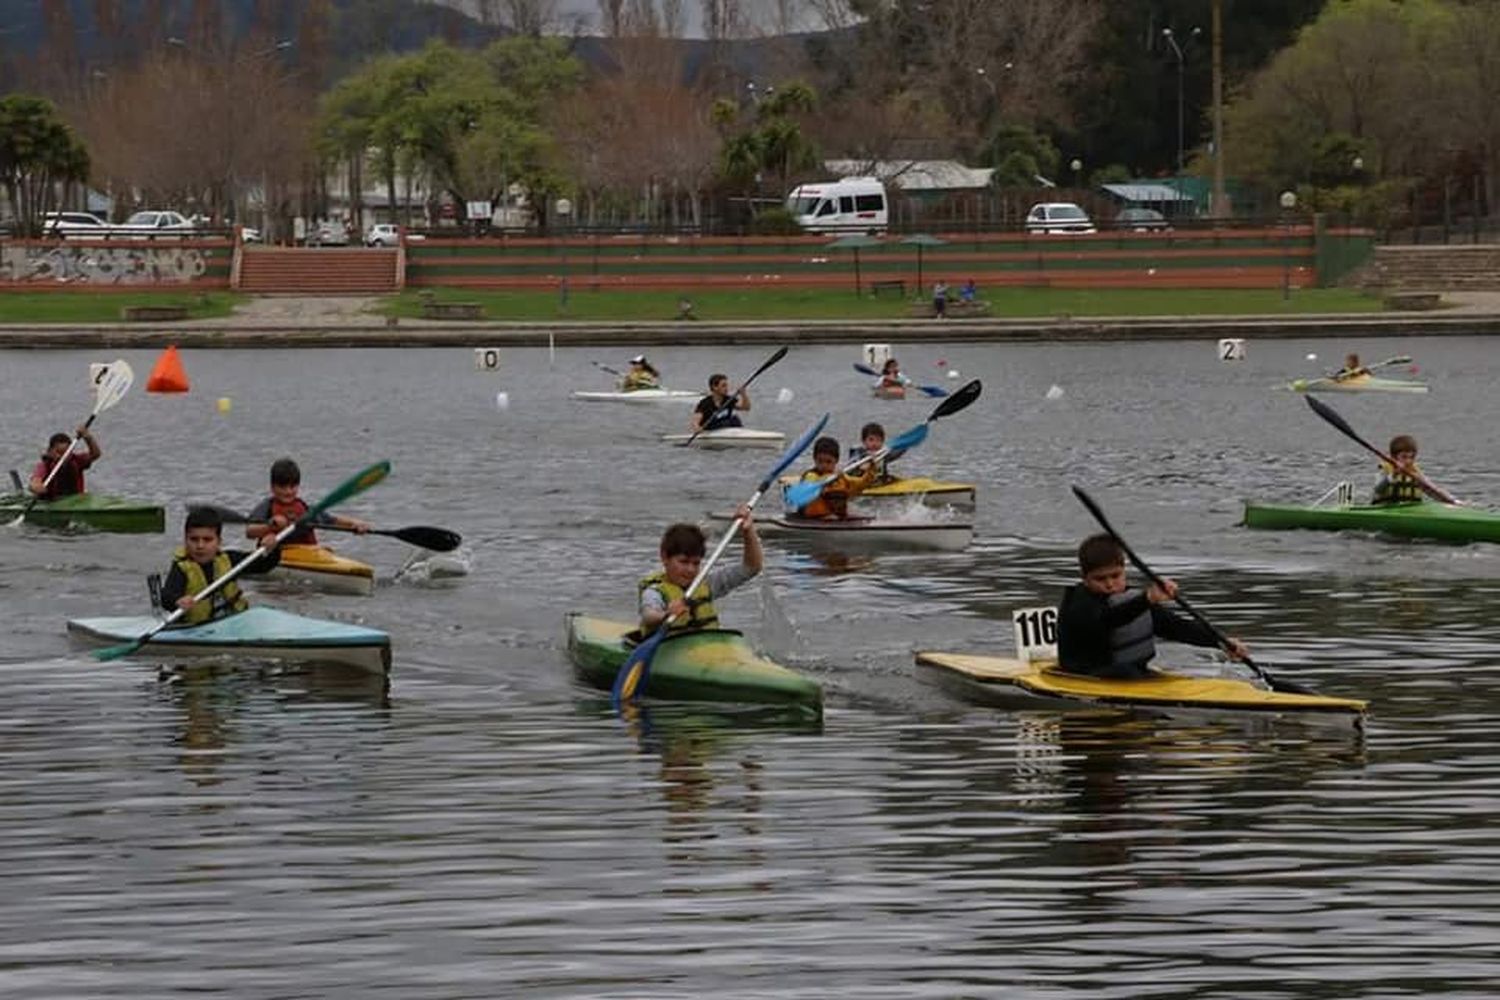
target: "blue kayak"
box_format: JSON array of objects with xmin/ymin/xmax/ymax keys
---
[{"xmin": 67, "ymin": 606, "xmax": 391, "ymax": 675}]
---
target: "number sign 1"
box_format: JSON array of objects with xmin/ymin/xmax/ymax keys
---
[
  {"xmin": 863, "ymin": 343, "xmax": 892, "ymax": 369},
  {"xmin": 1011, "ymin": 606, "xmax": 1058, "ymax": 663}
]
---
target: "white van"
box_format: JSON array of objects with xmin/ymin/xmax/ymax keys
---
[{"xmin": 785, "ymin": 177, "xmax": 888, "ymax": 234}]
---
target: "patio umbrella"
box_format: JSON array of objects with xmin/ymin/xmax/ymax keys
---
[
  {"xmin": 825, "ymin": 234, "xmax": 884, "ymax": 295},
  {"xmin": 900, "ymin": 234, "xmax": 948, "ymax": 295}
]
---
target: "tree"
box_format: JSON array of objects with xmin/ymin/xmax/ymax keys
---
[{"xmin": 0, "ymin": 94, "xmax": 91, "ymax": 235}]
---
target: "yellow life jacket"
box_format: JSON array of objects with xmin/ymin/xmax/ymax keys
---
[
  {"xmin": 797, "ymin": 465, "xmax": 876, "ymax": 519},
  {"xmin": 638, "ymin": 570, "xmax": 719, "ymax": 634},
  {"xmin": 1373, "ymin": 460, "xmax": 1424, "ymax": 504},
  {"xmin": 173, "ymin": 547, "xmax": 249, "ymax": 625},
  {"xmin": 620, "ymin": 371, "xmax": 660, "ymax": 391}
]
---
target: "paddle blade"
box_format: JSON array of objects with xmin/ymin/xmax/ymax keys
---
[
  {"xmin": 389, "ymin": 525, "xmax": 461, "ymax": 551},
  {"xmin": 307, "ymin": 461, "xmax": 391, "ymax": 519},
  {"xmin": 758, "ymin": 412, "xmax": 831, "ymax": 492},
  {"xmin": 1304, "ymin": 395, "xmax": 1368, "ymax": 449},
  {"xmin": 853, "ymin": 362, "xmax": 880, "ymax": 377},
  {"xmin": 886, "ymin": 423, "xmax": 930, "ymax": 453},
  {"xmin": 612, "ymin": 626, "xmax": 667, "ymax": 708},
  {"xmin": 783, "ymin": 476, "xmax": 830, "ymax": 510},
  {"xmin": 914, "ymin": 384, "xmax": 950, "ymax": 398},
  {"xmin": 92, "ymin": 360, "xmax": 135, "ymax": 414},
  {"xmin": 94, "ymin": 637, "xmax": 150, "ymax": 662},
  {"xmin": 930, "ymin": 379, "xmax": 982, "ymax": 420}
]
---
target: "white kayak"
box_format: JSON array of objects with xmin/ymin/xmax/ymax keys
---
[
  {"xmin": 662, "ymin": 428, "xmax": 787, "ymax": 450},
  {"xmin": 710, "ymin": 511, "xmax": 973, "ymax": 551},
  {"xmin": 571, "ymin": 388, "xmax": 699, "ymax": 404},
  {"xmin": 1287, "ymin": 373, "xmax": 1429, "ymax": 394},
  {"xmin": 67, "ymin": 606, "xmax": 391, "ymax": 675}
]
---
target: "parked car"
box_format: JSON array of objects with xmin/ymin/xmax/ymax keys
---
[
  {"xmin": 308, "ymin": 221, "xmax": 351, "ymax": 246},
  {"xmin": 1024, "ymin": 202, "xmax": 1096, "ymax": 235},
  {"xmin": 115, "ymin": 210, "xmax": 197, "ymax": 238},
  {"xmin": 41, "ymin": 211, "xmax": 111, "ymax": 238},
  {"xmin": 1115, "ymin": 207, "xmax": 1171, "ymax": 232},
  {"xmin": 365, "ymin": 223, "xmax": 401, "ymax": 247},
  {"xmin": 240, "ymin": 226, "xmax": 262, "ymax": 243}
]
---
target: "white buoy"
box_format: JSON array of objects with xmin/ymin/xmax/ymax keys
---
[
  {"xmin": 1046, "ymin": 384, "xmax": 1065, "ymax": 400},
  {"xmin": 495, "ymin": 391, "xmax": 510, "ymax": 410},
  {"xmin": 776, "ymin": 387, "xmax": 794, "ymax": 404},
  {"xmin": 947, "ymin": 369, "xmax": 961, "ymax": 379},
  {"xmin": 1306, "ymin": 353, "xmax": 1318, "ymax": 361}
]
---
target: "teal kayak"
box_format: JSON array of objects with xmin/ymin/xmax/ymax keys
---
[
  {"xmin": 1, "ymin": 491, "xmax": 165, "ymax": 533},
  {"xmin": 1243, "ymin": 499, "xmax": 1500, "ymax": 544},
  {"xmin": 67, "ymin": 606, "xmax": 391, "ymax": 674},
  {"xmin": 565, "ymin": 613, "xmax": 822, "ymax": 712}
]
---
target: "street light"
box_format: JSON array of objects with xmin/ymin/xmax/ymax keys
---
[
  {"xmin": 1280, "ymin": 190, "xmax": 1298, "ymax": 301},
  {"xmin": 1162, "ymin": 27, "xmax": 1200, "ymax": 175},
  {"xmin": 1070, "ymin": 158, "xmax": 1083, "ymax": 191},
  {"xmin": 556, "ymin": 197, "xmax": 573, "ymax": 313}
]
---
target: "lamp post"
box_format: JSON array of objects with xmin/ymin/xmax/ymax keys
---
[
  {"xmin": 1070, "ymin": 158, "xmax": 1083, "ymax": 192},
  {"xmin": 1211, "ymin": 0, "xmax": 1227, "ymax": 218},
  {"xmin": 1162, "ymin": 27, "xmax": 1200, "ymax": 175},
  {"xmin": 556, "ymin": 197, "xmax": 572, "ymax": 313},
  {"xmin": 1280, "ymin": 189, "xmax": 1297, "ymax": 301}
]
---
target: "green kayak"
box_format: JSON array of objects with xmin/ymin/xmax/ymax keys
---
[
  {"xmin": 565, "ymin": 613, "xmax": 823, "ymax": 712},
  {"xmin": 1243, "ymin": 499, "xmax": 1500, "ymax": 544},
  {"xmin": 0, "ymin": 491, "xmax": 165, "ymax": 534}
]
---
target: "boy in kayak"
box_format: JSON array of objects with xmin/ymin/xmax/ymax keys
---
[
  {"xmin": 245, "ymin": 458, "xmax": 369, "ymax": 546},
  {"xmin": 793, "ymin": 436, "xmax": 879, "ymax": 520},
  {"xmin": 160, "ymin": 507, "xmax": 281, "ymax": 624},
  {"xmin": 28, "ymin": 427, "xmax": 102, "ymax": 499},
  {"xmin": 692, "ymin": 373, "xmax": 749, "ymax": 432},
  {"xmin": 620, "ymin": 355, "xmax": 661, "ymax": 392},
  {"xmin": 1056, "ymin": 534, "xmax": 1248, "ymax": 680},
  {"xmin": 847, "ymin": 422, "xmax": 905, "ymax": 484},
  {"xmin": 1332, "ymin": 353, "xmax": 1369, "ymax": 381},
  {"xmin": 1372, "ymin": 435, "xmax": 1425, "ymax": 504},
  {"xmin": 639, "ymin": 504, "xmax": 761, "ymax": 635}
]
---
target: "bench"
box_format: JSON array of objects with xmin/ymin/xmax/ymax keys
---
[
  {"xmin": 908, "ymin": 300, "xmax": 993, "ymax": 318},
  {"xmin": 869, "ymin": 279, "xmax": 906, "ymax": 298},
  {"xmin": 1384, "ymin": 291, "xmax": 1443, "ymax": 311},
  {"xmin": 121, "ymin": 305, "xmax": 189, "ymax": 322},
  {"xmin": 420, "ymin": 301, "xmax": 485, "ymax": 320}
]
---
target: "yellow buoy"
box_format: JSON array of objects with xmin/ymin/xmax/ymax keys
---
[{"xmin": 216, "ymin": 397, "xmax": 232, "ymax": 414}]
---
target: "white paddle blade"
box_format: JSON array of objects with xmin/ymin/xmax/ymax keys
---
[{"xmin": 91, "ymin": 360, "xmax": 134, "ymax": 413}]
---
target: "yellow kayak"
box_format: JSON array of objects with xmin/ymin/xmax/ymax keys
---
[
  {"xmin": 916, "ymin": 652, "xmax": 1367, "ymax": 727},
  {"xmin": 262, "ymin": 544, "xmax": 376, "ymax": 596},
  {"xmin": 776, "ymin": 474, "xmax": 976, "ymax": 509}
]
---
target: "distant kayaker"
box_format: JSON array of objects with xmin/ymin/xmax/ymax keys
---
[
  {"xmin": 878, "ymin": 358, "xmax": 907, "ymax": 390},
  {"xmin": 245, "ymin": 458, "xmax": 369, "ymax": 546},
  {"xmin": 1056, "ymin": 533, "xmax": 1248, "ymax": 680},
  {"xmin": 692, "ymin": 373, "xmax": 749, "ymax": 432},
  {"xmin": 1333, "ymin": 353, "xmax": 1370, "ymax": 381},
  {"xmin": 28, "ymin": 427, "xmax": 101, "ymax": 499},
  {"xmin": 159, "ymin": 506, "xmax": 281, "ymax": 624},
  {"xmin": 1372, "ymin": 435, "xmax": 1425, "ymax": 505},
  {"xmin": 846, "ymin": 422, "xmax": 904, "ymax": 484},
  {"xmin": 620, "ymin": 355, "xmax": 661, "ymax": 392},
  {"xmin": 639, "ymin": 505, "xmax": 761, "ymax": 636},
  {"xmin": 793, "ymin": 436, "xmax": 879, "ymax": 520}
]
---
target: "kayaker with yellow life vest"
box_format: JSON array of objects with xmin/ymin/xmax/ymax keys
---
[
  {"xmin": 1372, "ymin": 434, "xmax": 1426, "ymax": 505},
  {"xmin": 245, "ymin": 458, "xmax": 369, "ymax": 545},
  {"xmin": 159, "ymin": 507, "xmax": 281, "ymax": 624},
  {"xmin": 1332, "ymin": 352, "xmax": 1371, "ymax": 382},
  {"xmin": 794, "ymin": 436, "xmax": 879, "ymax": 520},
  {"xmin": 28, "ymin": 427, "xmax": 102, "ymax": 499},
  {"xmin": 620, "ymin": 355, "xmax": 661, "ymax": 392},
  {"xmin": 639, "ymin": 504, "xmax": 762, "ymax": 636},
  {"xmin": 846, "ymin": 422, "xmax": 907, "ymax": 485},
  {"xmin": 1056, "ymin": 534, "xmax": 1248, "ymax": 680}
]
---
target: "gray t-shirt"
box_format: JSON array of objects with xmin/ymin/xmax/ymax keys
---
[{"xmin": 639, "ymin": 562, "xmax": 757, "ymax": 620}]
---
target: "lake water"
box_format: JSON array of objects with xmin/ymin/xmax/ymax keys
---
[{"xmin": 2, "ymin": 338, "xmax": 1498, "ymax": 997}]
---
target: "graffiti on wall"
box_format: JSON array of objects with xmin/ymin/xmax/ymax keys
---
[{"xmin": 0, "ymin": 244, "xmax": 215, "ymax": 284}]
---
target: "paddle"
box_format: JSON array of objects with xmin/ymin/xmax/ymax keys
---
[
  {"xmin": 1070, "ymin": 485, "xmax": 1315, "ymax": 696},
  {"xmin": 1324, "ymin": 354, "xmax": 1412, "ymax": 380},
  {"xmin": 680, "ymin": 346, "xmax": 789, "ymax": 447},
  {"xmin": 11, "ymin": 360, "xmax": 133, "ymax": 527},
  {"xmin": 1303, "ymin": 395, "xmax": 1460, "ymax": 505},
  {"xmin": 612, "ymin": 411, "xmax": 831, "ymax": 710},
  {"xmin": 93, "ymin": 461, "xmax": 391, "ymax": 662},
  {"xmin": 783, "ymin": 379, "xmax": 982, "ymax": 510},
  {"xmin": 592, "ymin": 361, "xmax": 625, "ymax": 377},
  {"xmin": 192, "ymin": 504, "xmax": 461, "ymax": 552},
  {"xmin": 854, "ymin": 361, "xmax": 949, "ymax": 398}
]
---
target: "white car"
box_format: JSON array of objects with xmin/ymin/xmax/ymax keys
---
[
  {"xmin": 365, "ymin": 223, "xmax": 401, "ymax": 247},
  {"xmin": 1025, "ymin": 202, "xmax": 1096, "ymax": 235},
  {"xmin": 116, "ymin": 210, "xmax": 197, "ymax": 238},
  {"xmin": 41, "ymin": 211, "xmax": 111, "ymax": 238},
  {"xmin": 308, "ymin": 221, "xmax": 351, "ymax": 246}
]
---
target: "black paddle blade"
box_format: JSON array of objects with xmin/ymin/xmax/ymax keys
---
[
  {"xmin": 1303, "ymin": 395, "xmax": 1371, "ymax": 451},
  {"xmin": 388, "ymin": 525, "xmax": 462, "ymax": 551},
  {"xmin": 930, "ymin": 379, "xmax": 982, "ymax": 420}
]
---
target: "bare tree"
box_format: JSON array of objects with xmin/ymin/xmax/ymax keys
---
[{"xmin": 478, "ymin": 0, "xmax": 560, "ymax": 35}]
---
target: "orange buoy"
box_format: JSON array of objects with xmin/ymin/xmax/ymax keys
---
[{"xmin": 146, "ymin": 345, "xmax": 190, "ymax": 393}]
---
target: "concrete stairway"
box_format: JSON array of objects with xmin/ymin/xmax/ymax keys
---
[
  {"xmin": 1372, "ymin": 245, "xmax": 1500, "ymax": 289},
  {"xmin": 235, "ymin": 247, "xmax": 400, "ymax": 294}
]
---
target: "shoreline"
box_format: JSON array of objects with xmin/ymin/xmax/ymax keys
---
[{"xmin": 1, "ymin": 311, "xmax": 1497, "ymax": 348}]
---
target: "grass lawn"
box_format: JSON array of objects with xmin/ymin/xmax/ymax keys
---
[
  {"xmin": 0, "ymin": 291, "xmax": 243, "ymax": 323},
  {"xmin": 383, "ymin": 286, "xmax": 1386, "ymax": 322}
]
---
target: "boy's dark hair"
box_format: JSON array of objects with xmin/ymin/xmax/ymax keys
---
[
  {"xmin": 708, "ymin": 373, "xmax": 728, "ymax": 388},
  {"xmin": 1078, "ymin": 533, "xmax": 1125, "ymax": 574},
  {"xmin": 813, "ymin": 436, "xmax": 840, "ymax": 459},
  {"xmin": 48, "ymin": 432, "xmax": 71, "ymax": 449},
  {"xmin": 859, "ymin": 422, "xmax": 885, "ymax": 440},
  {"xmin": 660, "ymin": 522, "xmax": 706, "ymax": 558},
  {"xmin": 184, "ymin": 506, "xmax": 224, "ymax": 536},
  {"xmin": 270, "ymin": 457, "xmax": 302, "ymax": 486},
  {"xmin": 1389, "ymin": 434, "xmax": 1418, "ymax": 455}
]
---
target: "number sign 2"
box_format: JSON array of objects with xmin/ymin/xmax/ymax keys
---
[{"xmin": 1011, "ymin": 606, "xmax": 1058, "ymax": 662}]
